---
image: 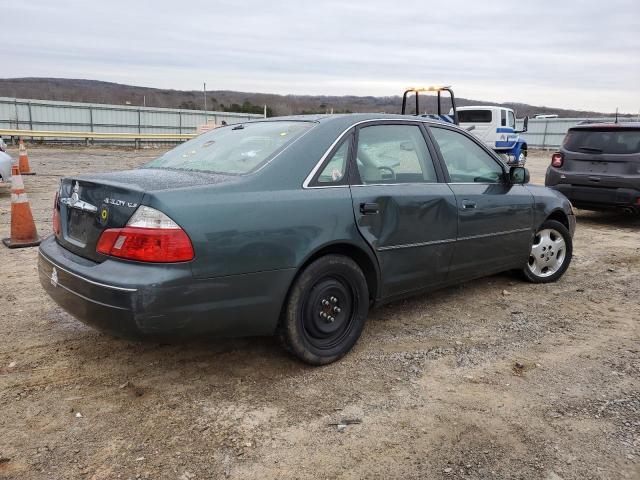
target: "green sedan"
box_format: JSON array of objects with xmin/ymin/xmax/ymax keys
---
[{"xmin": 38, "ymin": 114, "xmax": 575, "ymax": 364}]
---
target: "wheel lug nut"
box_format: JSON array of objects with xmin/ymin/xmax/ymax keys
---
[
  {"xmin": 330, "ymin": 296, "xmax": 337, "ymax": 303},
  {"xmin": 334, "ymin": 306, "xmax": 341, "ymax": 313},
  {"xmin": 322, "ymin": 299, "xmax": 329, "ymax": 306},
  {"xmin": 328, "ymin": 316, "xmax": 335, "ymax": 323}
]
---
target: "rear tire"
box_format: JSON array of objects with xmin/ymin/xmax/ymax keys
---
[
  {"xmin": 280, "ymin": 255, "xmax": 369, "ymax": 365},
  {"xmin": 522, "ymin": 220, "xmax": 572, "ymax": 283}
]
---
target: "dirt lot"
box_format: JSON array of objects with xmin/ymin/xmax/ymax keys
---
[{"xmin": 0, "ymin": 147, "xmax": 638, "ymax": 480}]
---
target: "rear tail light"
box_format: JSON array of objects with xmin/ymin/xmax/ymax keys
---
[
  {"xmin": 52, "ymin": 191, "xmax": 61, "ymax": 236},
  {"xmin": 96, "ymin": 206, "xmax": 194, "ymax": 262},
  {"xmin": 551, "ymin": 152, "xmax": 564, "ymax": 168}
]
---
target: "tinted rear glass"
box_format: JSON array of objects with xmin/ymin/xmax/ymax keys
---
[
  {"xmin": 458, "ymin": 110, "xmax": 492, "ymax": 123},
  {"xmin": 563, "ymin": 128, "xmax": 640, "ymax": 154},
  {"xmin": 145, "ymin": 121, "xmax": 314, "ymax": 174}
]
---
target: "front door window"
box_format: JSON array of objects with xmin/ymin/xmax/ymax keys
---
[{"xmin": 430, "ymin": 127, "xmax": 504, "ymax": 183}]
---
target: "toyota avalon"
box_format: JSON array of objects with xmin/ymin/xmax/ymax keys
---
[{"xmin": 39, "ymin": 114, "xmax": 576, "ymax": 365}]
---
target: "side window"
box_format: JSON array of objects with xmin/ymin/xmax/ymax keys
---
[
  {"xmin": 501, "ymin": 109, "xmax": 507, "ymax": 127},
  {"xmin": 316, "ymin": 137, "xmax": 350, "ymax": 184},
  {"xmin": 430, "ymin": 127, "xmax": 504, "ymax": 183},
  {"xmin": 355, "ymin": 124, "xmax": 437, "ymax": 184},
  {"xmin": 508, "ymin": 111, "xmax": 516, "ymax": 129}
]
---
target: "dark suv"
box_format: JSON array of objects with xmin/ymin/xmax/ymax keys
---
[{"xmin": 545, "ymin": 123, "xmax": 640, "ymax": 213}]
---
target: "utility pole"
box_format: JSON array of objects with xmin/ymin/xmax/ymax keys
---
[{"xmin": 203, "ymin": 82, "xmax": 207, "ymax": 122}]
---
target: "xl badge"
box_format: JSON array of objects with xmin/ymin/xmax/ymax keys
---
[{"xmin": 51, "ymin": 267, "xmax": 58, "ymax": 287}]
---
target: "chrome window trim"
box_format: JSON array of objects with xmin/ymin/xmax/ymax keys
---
[
  {"xmin": 39, "ymin": 251, "xmax": 138, "ymax": 292},
  {"xmin": 350, "ymin": 182, "xmax": 441, "ymax": 188},
  {"xmin": 446, "ymin": 182, "xmax": 505, "ymax": 186},
  {"xmin": 305, "ymin": 184, "xmax": 350, "ymax": 189},
  {"xmin": 302, "ymin": 118, "xmax": 441, "ymax": 189}
]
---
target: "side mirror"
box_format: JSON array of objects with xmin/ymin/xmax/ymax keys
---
[
  {"xmin": 509, "ymin": 166, "xmax": 529, "ymax": 184},
  {"xmin": 516, "ymin": 116, "xmax": 529, "ymax": 133}
]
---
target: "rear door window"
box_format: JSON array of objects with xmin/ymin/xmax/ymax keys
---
[
  {"xmin": 355, "ymin": 124, "xmax": 438, "ymax": 184},
  {"xmin": 563, "ymin": 129, "xmax": 640, "ymax": 154}
]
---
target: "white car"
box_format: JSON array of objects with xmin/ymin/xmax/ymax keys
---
[{"xmin": 0, "ymin": 139, "xmax": 12, "ymax": 183}]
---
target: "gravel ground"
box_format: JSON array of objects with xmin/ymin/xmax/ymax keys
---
[{"xmin": 0, "ymin": 146, "xmax": 638, "ymax": 480}]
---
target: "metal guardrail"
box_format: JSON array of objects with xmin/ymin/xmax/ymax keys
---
[
  {"xmin": 0, "ymin": 128, "xmax": 196, "ymax": 140},
  {"xmin": 0, "ymin": 128, "xmax": 197, "ymax": 147}
]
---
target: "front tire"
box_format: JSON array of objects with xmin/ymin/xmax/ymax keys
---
[
  {"xmin": 281, "ymin": 255, "xmax": 369, "ymax": 365},
  {"xmin": 522, "ymin": 220, "xmax": 572, "ymax": 283}
]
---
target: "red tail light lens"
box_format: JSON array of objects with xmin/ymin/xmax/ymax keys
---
[
  {"xmin": 96, "ymin": 206, "xmax": 194, "ymax": 262},
  {"xmin": 97, "ymin": 226, "xmax": 194, "ymax": 262},
  {"xmin": 551, "ymin": 152, "xmax": 564, "ymax": 168},
  {"xmin": 52, "ymin": 191, "xmax": 61, "ymax": 236}
]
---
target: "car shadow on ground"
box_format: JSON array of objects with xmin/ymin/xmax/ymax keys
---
[
  {"xmin": 575, "ymin": 209, "xmax": 640, "ymax": 229},
  {"xmin": 51, "ymin": 310, "xmax": 312, "ymax": 379},
  {"xmin": 47, "ymin": 268, "xmax": 520, "ymax": 382}
]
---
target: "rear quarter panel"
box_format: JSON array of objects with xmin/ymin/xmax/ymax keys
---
[{"xmin": 147, "ymin": 185, "xmax": 370, "ymax": 280}]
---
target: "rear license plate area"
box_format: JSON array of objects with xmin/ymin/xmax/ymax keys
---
[
  {"xmin": 587, "ymin": 161, "xmax": 608, "ymax": 173},
  {"xmin": 67, "ymin": 209, "xmax": 93, "ymax": 244}
]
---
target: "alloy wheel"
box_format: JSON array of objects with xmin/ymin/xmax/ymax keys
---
[{"xmin": 527, "ymin": 228, "xmax": 566, "ymax": 278}]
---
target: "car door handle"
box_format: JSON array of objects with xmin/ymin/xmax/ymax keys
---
[
  {"xmin": 360, "ymin": 202, "xmax": 379, "ymax": 215},
  {"xmin": 461, "ymin": 200, "xmax": 477, "ymax": 210}
]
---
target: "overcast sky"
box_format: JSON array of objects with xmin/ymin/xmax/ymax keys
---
[{"xmin": 4, "ymin": 0, "xmax": 640, "ymax": 113}]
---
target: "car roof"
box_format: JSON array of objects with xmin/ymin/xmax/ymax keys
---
[{"xmin": 246, "ymin": 113, "xmax": 456, "ymax": 129}]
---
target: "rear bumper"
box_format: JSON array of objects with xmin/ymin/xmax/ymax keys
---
[
  {"xmin": 549, "ymin": 184, "xmax": 640, "ymax": 211},
  {"xmin": 38, "ymin": 235, "xmax": 295, "ymax": 339}
]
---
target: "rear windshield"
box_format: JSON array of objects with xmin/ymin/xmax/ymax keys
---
[
  {"xmin": 145, "ymin": 121, "xmax": 314, "ymax": 174},
  {"xmin": 458, "ymin": 110, "xmax": 492, "ymax": 123},
  {"xmin": 563, "ymin": 128, "xmax": 640, "ymax": 154}
]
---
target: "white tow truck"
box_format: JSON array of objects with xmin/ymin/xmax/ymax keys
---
[
  {"xmin": 456, "ymin": 106, "xmax": 529, "ymax": 165},
  {"xmin": 400, "ymin": 87, "xmax": 529, "ymax": 165}
]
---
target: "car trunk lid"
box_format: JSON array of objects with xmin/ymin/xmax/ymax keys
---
[{"xmin": 54, "ymin": 168, "xmax": 235, "ymax": 262}]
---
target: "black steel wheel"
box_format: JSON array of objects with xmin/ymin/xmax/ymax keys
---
[{"xmin": 281, "ymin": 255, "xmax": 369, "ymax": 365}]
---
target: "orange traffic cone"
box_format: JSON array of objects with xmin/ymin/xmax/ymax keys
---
[
  {"xmin": 2, "ymin": 164, "xmax": 41, "ymax": 248},
  {"xmin": 18, "ymin": 138, "xmax": 35, "ymax": 175}
]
